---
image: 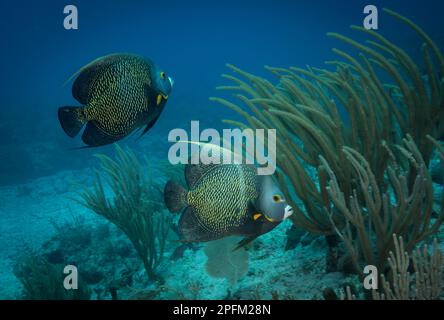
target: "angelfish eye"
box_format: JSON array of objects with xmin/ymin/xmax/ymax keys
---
[
  {"xmin": 160, "ymin": 71, "xmax": 166, "ymax": 79},
  {"xmin": 272, "ymin": 194, "xmax": 282, "ymax": 203}
]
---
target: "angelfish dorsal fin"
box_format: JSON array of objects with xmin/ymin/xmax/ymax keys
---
[{"xmin": 71, "ymin": 53, "xmax": 130, "ymax": 104}]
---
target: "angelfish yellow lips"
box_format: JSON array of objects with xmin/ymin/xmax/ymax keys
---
[{"xmin": 156, "ymin": 93, "xmax": 169, "ymax": 106}]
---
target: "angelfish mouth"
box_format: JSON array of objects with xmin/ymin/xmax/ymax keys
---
[
  {"xmin": 156, "ymin": 93, "xmax": 169, "ymax": 105},
  {"xmin": 284, "ymin": 205, "xmax": 293, "ymax": 220}
]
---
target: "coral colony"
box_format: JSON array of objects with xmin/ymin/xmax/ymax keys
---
[{"xmin": 8, "ymin": 8, "xmax": 444, "ymax": 300}]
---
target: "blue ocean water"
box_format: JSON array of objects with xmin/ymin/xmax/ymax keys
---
[
  {"xmin": 0, "ymin": 0, "xmax": 443, "ymax": 300},
  {"xmin": 0, "ymin": 0, "xmax": 442, "ymax": 181}
]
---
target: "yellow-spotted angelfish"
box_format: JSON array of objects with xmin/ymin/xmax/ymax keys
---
[
  {"xmin": 164, "ymin": 163, "xmax": 293, "ymax": 250},
  {"xmin": 58, "ymin": 53, "xmax": 173, "ymax": 147}
]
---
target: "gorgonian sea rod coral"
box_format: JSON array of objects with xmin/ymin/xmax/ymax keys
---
[
  {"xmin": 210, "ymin": 9, "xmax": 444, "ymax": 274},
  {"xmin": 78, "ymin": 145, "xmax": 171, "ymax": 281}
]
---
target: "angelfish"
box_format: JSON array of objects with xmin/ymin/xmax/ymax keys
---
[
  {"xmin": 58, "ymin": 53, "xmax": 173, "ymax": 147},
  {"xmin": 164, "ymin": 163, "xmax": 293, "ymax": 249}
]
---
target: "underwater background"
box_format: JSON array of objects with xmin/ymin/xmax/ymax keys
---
[{"xmin": 1, "ymin": 0, "xmax": 444, "ymax": 300}]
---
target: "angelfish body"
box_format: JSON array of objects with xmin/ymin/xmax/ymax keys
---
[
  {"xmin": 58, "ymin": 53, "xmax": 173, "ymax": 147},
  {"xmin": 164, "ymin": 164, "xmax": 293, "ymax": 248}
]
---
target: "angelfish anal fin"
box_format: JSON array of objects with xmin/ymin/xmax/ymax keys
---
[{"xmin": 179, "ymin": 206, "xmax": 217, "ymax": 242}]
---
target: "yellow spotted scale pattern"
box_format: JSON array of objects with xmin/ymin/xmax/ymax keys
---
[
  {"xmin": 186, "ymin": 165, "xmax": 258, "ymax": 236},
  {"xmin": 83, "ymin": 56, "xmax": 153, "ymax": 137}
]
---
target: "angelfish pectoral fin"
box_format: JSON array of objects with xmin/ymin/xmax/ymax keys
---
[
  {"xmin": 253, "ymin": 212, "xmax": 274, "ymax": 222},
  {"xmin": 136, "ymin": 113, "xmax": 162, "ymax": 140},
  {"xmin": 253, "ymin": 213, "xmax": 262, "ymax": 221}
]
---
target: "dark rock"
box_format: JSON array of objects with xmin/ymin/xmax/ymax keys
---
[
  {"xmin": 170, "ymin": 244, "xmax": 190, "ymax": 261},
  {"xmin": 322, "ymin": 287, "xmax": 339, "ymax": 300},
  {"xmin": 430, "ymin": 157, "xmax": 444, "ymax": 184},
  {"xmin": 338, "ymin": 254, "xmax": 356, "ymax": 275},
  {"xmin": 82, "ymin": 268, "xmax": 105, "ymax": 285},
  {"xmin": 301, "ymin": 232, "xmax": 320, "ymax": 247},
  {"xmin": 114, "ymin": 242, "xmax": 133, "ymax": 258},
  {"xmin": 325, "ymin": 234, "xmax": 340, "ymax": 273},
  {"xmin": 95, "ymin": 223, "xmax": 110, "ymax": 240},
  {"xmin": 285, "ymin": 224, "xmax": 306, "ymax": 250},
  {"xmin": 44, "ymin": 249, "xmax": 65, "ymax": 264},
  {"xmin": 170, "ymin": 243, "xmax": 200, "ymax": 261}
]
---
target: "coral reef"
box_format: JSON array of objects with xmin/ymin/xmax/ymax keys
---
[
  {"xmin": 4, "ymin": 180, "xmax": 360, "ymax": 300},
  {"xmin": 13, "ymin": 253, "xmax": 91, "ymax": 300},
  {"xmin": 3, "ymin": 7, "xmax": 443, "ymax": 302},
  {"xmin": 211, "ymin": 8, "xmax": 444, "ymax": 286},
  {"xmin": 344, "ymin": 234, "xmax": 443, "ymax": 300},
  {"xmin": 373, "ymin": 235, "xmax": 443, "ymax": 300},
  {"xmin": 321, "ymin": 135, "xmax": 443, "ymax": 274}
]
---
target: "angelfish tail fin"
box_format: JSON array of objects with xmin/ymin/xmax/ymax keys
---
[{"xmin": 164, "ymin": 180, "xmax": 188, "ymax": 213}]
